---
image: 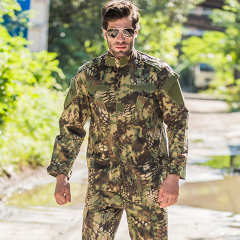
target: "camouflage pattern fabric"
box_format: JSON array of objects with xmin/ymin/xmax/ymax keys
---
[
  {"xmin": 47, "ymin": 49, "xmax": 188, "ymax": 239},
  {"xmin": 82, "ymin": 189, "xmax": 167, "ymax": 240}
]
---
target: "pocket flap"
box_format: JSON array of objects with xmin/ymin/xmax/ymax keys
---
[{"xmin": 87, "ymin": 85, "xmax": 110, "ymax": 93}]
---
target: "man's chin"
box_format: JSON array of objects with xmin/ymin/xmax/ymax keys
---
[{"xmin": 112, "ymin": 50, "xmax": 129, "ymax": 59}]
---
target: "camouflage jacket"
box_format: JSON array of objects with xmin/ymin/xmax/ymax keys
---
[{"xmin": 47, "ymin": 49, "xmax": 188, "ymax": 198}]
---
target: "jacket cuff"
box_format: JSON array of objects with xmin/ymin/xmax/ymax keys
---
[
  {"xmin": 167, "ymin": 164, "xmax": 186, "ymax": 180},
  {"xmin": 47, "ymin": 163, "xmax": 72, "ymax": 180}
]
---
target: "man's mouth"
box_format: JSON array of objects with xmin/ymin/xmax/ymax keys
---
[{"xmin": 115, "ymin": 45, "xmax": 127, "ymax": 50}]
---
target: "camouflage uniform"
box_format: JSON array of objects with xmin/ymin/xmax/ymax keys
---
[{"xmin": 47, "ymin": 49, "xmax": 188, "ymax": 239}]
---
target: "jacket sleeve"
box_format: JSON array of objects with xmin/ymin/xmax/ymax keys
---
[
  {"xmin": 158, "ymin": 72, "xmax": 189, "ymax": 179},
  {"xmin": 47, "ymin": 71, "xmax": 91, "ymax": 179}
]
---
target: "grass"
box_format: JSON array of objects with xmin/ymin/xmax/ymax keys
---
[
  {"xmin": 199, "ymin": 155, "xmax": 240, "ymax": 169},
  {"xmin": 192, "ymin": 139, "xmax": 204, "ymax": 143}
]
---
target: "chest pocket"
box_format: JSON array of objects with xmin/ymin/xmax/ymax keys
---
[
  {"xmin": 87, "ymin": 85, "xmax": 111, "ymax": 128},
  {"xmin": 87, "ymin": 85, "xmax": 110, "ymax": 97},
  {"xmin": 87, "ymin": 84, "xmax": 111, "ymax": 104},
  {"xmin": 130, "ymin": 85, "xmax": 159, "ymax": 127}
]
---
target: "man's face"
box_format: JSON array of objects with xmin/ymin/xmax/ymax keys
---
[{"xmin": 103, "ymin": 16, "xmax": 138, "ymax": 59}]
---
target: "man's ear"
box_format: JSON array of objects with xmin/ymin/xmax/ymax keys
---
[
  {"xmin": 102, "ymin": 28, "xmax": 107, "ymax": 40},
  {"xmin": 135, "ymin": 30, "xmax": 138, "ymax": 38}
]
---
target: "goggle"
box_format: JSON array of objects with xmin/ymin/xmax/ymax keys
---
[{"xmin": 106, "ymin": 28, "xmax": 135, "ymax": 38}]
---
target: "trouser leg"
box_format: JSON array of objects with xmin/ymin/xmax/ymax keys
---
[
  {"xmin": 82, "ymin": 205, "xmax": 123, "ymax": 240},
  {"xmin": 125, "ymin": 204, "xmax": 168, "ymax": 240}
]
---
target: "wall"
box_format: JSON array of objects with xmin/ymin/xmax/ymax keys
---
[{"xmin": 27, "ymin": 0, "xmax": 50, "ymax": 51}]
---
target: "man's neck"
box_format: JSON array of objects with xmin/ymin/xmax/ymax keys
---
[{"xmin": 105, "ymin": 49, "xmax": 136, "ymax": 68}]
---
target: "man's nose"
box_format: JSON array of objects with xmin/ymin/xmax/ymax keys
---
[{"xmin": 117, "ymin": 31, "xmax": 125, "ymax": 41}]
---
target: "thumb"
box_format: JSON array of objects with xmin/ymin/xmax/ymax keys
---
[
  {"xmin": 158, "ymin": 185, "xmax": 164, "ymax": 202},
  {"xmin": 65, "ymin": 186, "xmax": 71, "ymax": 203}
]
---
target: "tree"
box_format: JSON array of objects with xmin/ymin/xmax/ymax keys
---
[
  {"xmin": 0, "ymin": 0, "xmax": 21, "ymax": 19},
  {"xmin": 0, "ymin": 0, "xmax": 65, "ymax": 175},
  {"xmin": 181, "ymin": 0, "xmax": 240, "ymax": 110},
  {"xmin": 48, "ymin": 0, "xmax": 203, "ymax": 89},
  {"xmin": 0, "ymin": 24, "xmax": 63, "ymax": 123}
]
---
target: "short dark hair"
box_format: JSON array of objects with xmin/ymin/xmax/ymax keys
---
[{"xmin": 102, "ymin": 0, "xmax": 140, "ymax": 30}]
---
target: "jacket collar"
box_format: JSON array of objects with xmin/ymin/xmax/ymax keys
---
[{"xmin": 105, "ymin": 49, "xmax": 137, "ymax": 68}]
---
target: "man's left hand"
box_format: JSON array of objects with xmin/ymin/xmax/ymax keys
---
[{"xmin": 158, "ymin": 174, "xmax": 180, "ymax": 208}]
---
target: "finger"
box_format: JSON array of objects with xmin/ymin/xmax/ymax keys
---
[
  {"xmin": 160, "ymin": 194, "xmax": 169, "ymax": 208},
  {"xmin": 164, "ymin": 195, "xmax": 178, "ymax": 208},
  {"xmin": 55, "ymin": 192, "xmax": 67, "ymax": 205},
  {"xmin": 55, "ymin": 195, "xmax": 63, "ymax": 205},
  {"xmin": 65, "ymin": 187, "xmax": 71, "ymax": 203},
  {"xmin": 172, "ymin": 196, "xmax": 178, "ymax": 205},
  {"xmin": 158, "ymin": 186, "xmax": 164, "ymax": 202},
  {"xmin": 56, "ymin": 198, "xmax": 65, "ymax": 205},
  {"xmin": 164, "ymin": 197, "xmax": 174, "ymax": 208},
  {"xmin": 55, "ymin": 194, "xmax": 66, "ymax": 205}
]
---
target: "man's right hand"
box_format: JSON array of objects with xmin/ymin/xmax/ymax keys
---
[{"xmin": 54, "ymin": 174, "xmax": 71, "ymax": 205}]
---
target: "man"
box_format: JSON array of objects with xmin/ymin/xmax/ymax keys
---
[{"xmin": 47, "ymin": 0, "xmax": 188, "ymax": 239}]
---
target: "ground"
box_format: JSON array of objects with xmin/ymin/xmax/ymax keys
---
[{"xmin": 0, "ymin": 92, "xmax": 240, "ymax": 240}]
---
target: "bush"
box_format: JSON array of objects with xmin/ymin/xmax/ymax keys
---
[
  {"xmin": 0, "ymin": 0, "xmax": 65, "ymax": 176},
  {"xmin": 0, "ymin": 86, "xmax": 65, "ymax": 175}
]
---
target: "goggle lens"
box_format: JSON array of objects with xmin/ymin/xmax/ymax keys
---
[{"xmin": 107, "ymin": 28, "xmax": 135, "ymax": 38}]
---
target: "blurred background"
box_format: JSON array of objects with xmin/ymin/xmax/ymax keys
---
[{"xmin": 0, "ymin": 0, "xmax": 240, "ymax": 239}]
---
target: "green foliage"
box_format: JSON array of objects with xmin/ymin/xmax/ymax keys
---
[
  {"xmin": 48, "ymin": 0, "xmax": 203, "ymax": 89},
  {"xmin": 199, "ymin": 155, "xmax": 240, "ymax": 169},
  {"xmin": 0, "ymin": 86, "xmax": 64, "ymax": 172},
  {"xmin": 0, "ymin": 0, "xmax": 65, "ymax": 175},
  {"xmin": 0, "ymin": 0, "xmax": 21, "ymax": 20},
  {"xmin": 180, "ymin": 0, "xmax": 240, "ymax": 111},
  {"xmin": 136, "ymin": 0, "xmax": 204, "ymax": 25},
  {"xmin": 0, "ymin": 0, "xmax": 32, "ymax": 36},
  {"xmin": 0, "ymin": 25, "xmax": 64, "ymax": 123},
  {"xmin": 136, "ymin": 13, "xmax": 182, "ymax": 67},
  {"xmin": 48, "ymin": 0, "xmax": 106, "ymax": 88}
]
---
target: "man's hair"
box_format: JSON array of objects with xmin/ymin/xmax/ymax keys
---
[{"xmin": 102, "ymin": 0, "xmax": 140, "ymax": 30}]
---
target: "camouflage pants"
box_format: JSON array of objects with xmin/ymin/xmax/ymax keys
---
[{"xmin": 82, "ymin": 190, "xmax": 168, "ymax": 240}]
